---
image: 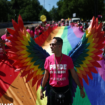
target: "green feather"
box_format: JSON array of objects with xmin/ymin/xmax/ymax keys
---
[{"xmin": 74, "ymin": 62, "xmax": 80, "ymax": 67}]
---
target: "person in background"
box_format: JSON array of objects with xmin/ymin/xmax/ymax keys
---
[
  {"xmin": 26, "ymin": 26, "xmax": 31, "ymax": 35},
  {"xmin": 102, "ymin": 23, "xmax": 105, "ymax": 36},
  {"xmin": 0, "ymin": 36, "xmax": 6, "ymax": 57},
  {"xmin": 30, "ymin": 27, "xmax": 35, "ymax": 39},
  {"xmin": 40, "ymin": 37, "xmax": 85, "ymax": 105},
  {"xmin": 1, "ymin": 29, "xmax": 12, "ymax": 42}
]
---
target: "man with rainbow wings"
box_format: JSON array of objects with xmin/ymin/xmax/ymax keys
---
[{"xmin": 5, "ymin": 15, "xmax": 105, "ymax": 105}]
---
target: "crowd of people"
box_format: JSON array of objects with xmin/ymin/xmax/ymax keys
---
[
  {"xmin": 25, "ymin": 19, "xmax": 105, "ymax": 40},
  {"xmin": 0, "ymin": 18, "xmax": 105, "ymax": 58}
]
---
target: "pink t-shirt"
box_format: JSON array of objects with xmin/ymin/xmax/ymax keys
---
[
  {"xmin": 44, "ymin": 54, "xmax": 74, "ymax": 87},
  {"xmin": 26, "ymin": 29, "xmax": 31, "ymax": 34},
  {"xmin": 1, "ymin": 34, "xmax": 12, "ymax": 42}
]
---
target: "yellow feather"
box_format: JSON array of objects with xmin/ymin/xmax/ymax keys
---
[
  {"xmin": 21, "ymin": 46, "xmax": 27, "ymax": 49},
  {"xmin": 26, "ymin": 32, "xmax": 31, "ymax": 41},
  {"xmin": 20, "ymin": 40, "xmax": 29, "ymax": 46},
  {"xmin": 36, "ymin": 68, "xmax": 43, "ymax": 75},
  {"xmin": 76, "ymin": 67, "xmax": 80, "ymax": 73},
  {"xmin": 86, "ymin": 56, "xmax": 92, "ymax": 61},
  {"xmin": 27, "ymin": 61, "xmax": 34, "ymax": 66},
  {"xmin": 20, "ymin": 50, "xmax": 28, "ymax": 54},
  {"xmin": 25, "ymin": 57, "xmax": 33, "ymax": 62},
  {"xmin": 30, "ymin": 62, "xmax": 36, "ymax": 69}
]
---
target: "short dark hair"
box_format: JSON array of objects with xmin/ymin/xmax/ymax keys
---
[{"xmin": 53, "ymin": 37, "xmax": 63, "ymax": 45}]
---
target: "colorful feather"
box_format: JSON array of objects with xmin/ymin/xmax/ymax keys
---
[
  {"xmin": 7, "ymin": 15, "xmax": 50, "ymax": 90},
  {"xmin": 69, "ymin": 17, "xmax": 105, "ymax": 86}
]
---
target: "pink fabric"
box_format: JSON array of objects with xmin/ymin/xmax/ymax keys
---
[
  {"xmin": 30, "ymin": 30, "xmax": 34, "ymax": 37},
  {"xmin": 44, "ymin": 54, "xmax": 74, "ymax": 87},
  {"xmin": 1, "ymin": 34, "xmax": 12, "ymax": 42},
  {"xmin": 36, "ymin": 29, "xmax": 41, "ymax": 35},
  {"xmin": 79, "ymin": 26, "xmax": 83, "ymax": 32},
  {"xmin": 35, "ymin": 29, "xmax": 39, "ymax": 36},
  {"xmin": 45, "ymin": 24, "xmax": 50, "ymax": 30},
  {"xmin": 1, "ymin": 34, "xmax": 6, "ymax": 41},
  {"xmin": 61, "ymin": 23, "xmax": 64, "ymax": 26},
  {"xmin": 26, "ymin": 29, "xmax": 31, "ymax": 34},
  {"xmin": 75, "ymin": 23, "xmax": 78, "ymax": 27},
  {"xmin": 55, "ymin": 23, "xmax": 58, "ymax": 26},
  {"xmin": 47, "ymin": 24, "xmax": 50, "ymax": 27},
  {"xmin": 27, "ymin": 29, "xmax": 34, "ymax": 37},
  {"xmin": 71, "ymin": 26, "xmax": 84, "ymax": 38}
]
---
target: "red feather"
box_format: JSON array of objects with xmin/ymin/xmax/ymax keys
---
[
  {"xmin": 26, "ymin": 73, "xmax": 34, "ymax": 82},
  {"xmin": 89, "ymin": 67, "xmax": 98, "ymax": 73},
  {"xmin": 78, "ymin": 77, "xmax": 83, "ymax": 86},
  {"xmin": 12, "ymin": 19, "xmax": 19, "ymax": 31},
  {"xmin": 21, "ymin": 70, "xmax": 30, "ymax": 77},
  {"xmin": 82, "ymin": 75, "xmax": 89, "ymax": 85},
  {"xmin": 91, "ymin": 61, "xmax": 101, "ymax": 67},
  {"xmin": 18, "ymin": 15, "xmax": 24, "ymax": 30},
  {"xmin": 86, "ymin": 71, "xmax": 93, "ymax": 80}
]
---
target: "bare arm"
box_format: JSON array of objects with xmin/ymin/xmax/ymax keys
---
[
  {"xmin": 70, "ymin": 68, "xmax": 85, "ymax": 98},
  {"xmin": 41, "ymin": 70, "xmax": 49, "ymax": 89},
  {"xmin": 40, "ymin": 70, "xmax": 49, "ymax": 99},
  {"xmin": 70, "ymin": 68, "xmax": 82, "ymax": 89}
]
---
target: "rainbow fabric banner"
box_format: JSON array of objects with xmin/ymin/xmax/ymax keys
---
[{"xmin": 0, "ymin": 26, "xmax": 105, "ymax": 105}]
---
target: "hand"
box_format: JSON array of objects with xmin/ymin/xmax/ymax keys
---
[
  {"xmin": 80, "ymin": 89, "xmax": 85, "ymax": 98},
  {"xmin": 40, "ymin": 90, "xmax": 44, "ymax": 100}
]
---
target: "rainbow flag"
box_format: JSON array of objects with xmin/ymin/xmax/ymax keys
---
[{"xmin": 0, "ymin": 26, "xmax": 105, "ymax": 105}]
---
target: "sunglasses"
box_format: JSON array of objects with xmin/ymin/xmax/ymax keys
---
[{"xmin": 50, "ymin": 43, "xmax": 60, "ymax": 46}]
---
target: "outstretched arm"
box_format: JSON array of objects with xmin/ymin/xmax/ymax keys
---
[
  {"xmin": 70, "ymin": 68, "xmax": 85, "ymax": 98},
  {"xmin": 40, "ymin": 70, "xmax": 49, "ymax": 100}
]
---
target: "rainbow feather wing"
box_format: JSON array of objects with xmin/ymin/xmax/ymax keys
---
[
  {"xmin": 7, "ymin": 15, "xmax": 50, "ymax": 88},
  {"xmin": 69, "ymin": 17, "xmax": 105, "ymax": 86}
]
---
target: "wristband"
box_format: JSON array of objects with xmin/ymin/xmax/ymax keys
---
[{"xmin": 41, "ymin": 86, "xmax": 44, "ymax": 90}]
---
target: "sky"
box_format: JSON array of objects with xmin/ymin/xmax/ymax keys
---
[{"xmin": 38, "ymin": 0, "xmax": 59, "ymax": 11}]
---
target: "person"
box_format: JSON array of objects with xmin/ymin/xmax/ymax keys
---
[
  {"xmin": 0, "ymin": 36, "xmax": 6, "ymax": 57},
  {"xmin": 1, "ymin": 29, "xmax": 12, "ymax": 52},
  {"xmin": 83, "ymin": 21, "xmax": 88, "ymax": 31},
  {"xmin": 103, "ymin": 23, "xmax": 105, "ymax": 36},
  {"xmin": 30, "ymin": 27, "xmax": 35, "ymax": 39},
  {"xmin": 1, "ymin": 29, "xmax": 12, "ymax": 42},
  {"xmin": 40, "ymin": 37, "xmax": 85, "ymax": 105}
]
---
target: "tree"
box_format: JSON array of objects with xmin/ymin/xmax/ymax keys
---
[
  {"xmin": 49, "ymin": 6, "xmax": 60, "ymax": 21},
  {"xmin": 56, "ymin": 0, "xmax": 105, "ymax": 20},
  {"xmin": 0, "ymin": 0, "xmax": 10, "ymax": 22},
  {"xmin": 7, "ymin": 0, "xmax": 48, "ymax": 21}
]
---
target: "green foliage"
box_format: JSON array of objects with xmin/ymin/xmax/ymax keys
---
[
  {"xmin": 0, "ymin": 0, "xmax": 49, "ymax": 22},
  {"xmin": 0, "ymin": 0, "xmax": 10, "ymax": 22},
  {"xmin": 56, "ymin": 0, "xmax": 105, "ymax": 20},
  {"xmin": 0, "ymin": 0, "xmax": 105, "ymax": 22},
  {"xmin": 49, "ymin": 6, "xmax": 60, "ymax": 21}
]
